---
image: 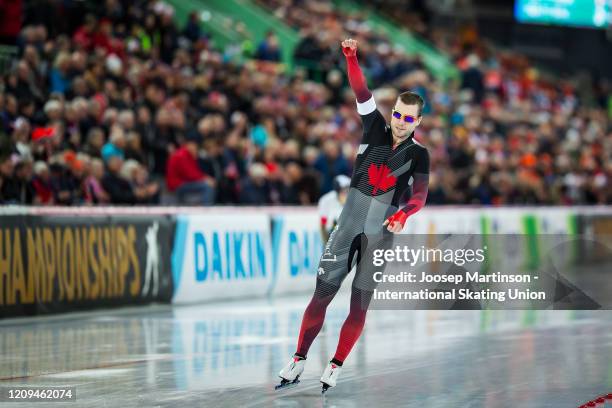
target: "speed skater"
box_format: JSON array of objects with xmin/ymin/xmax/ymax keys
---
[{"xmin": 277, "ymin": 38, "xmax": 430, "ymax": 393}]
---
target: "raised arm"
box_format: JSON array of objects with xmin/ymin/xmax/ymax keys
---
[
  {"xmin": 342, "ymin": 39, "xmax": 384, "ymax": 138},
  {"xmin": 342, "ymin": 38, "xmax": 372, "ymax": 104}
]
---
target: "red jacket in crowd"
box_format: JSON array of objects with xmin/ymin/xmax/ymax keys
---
[
  {"xmin": 0, "ymin": 0, "xmax": 22, "ymax": 39},
  {"xmin": 166, "ymin": 146, "xmax": 208, "ymax": 191}
]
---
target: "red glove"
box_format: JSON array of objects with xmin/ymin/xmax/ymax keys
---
[
  {"xmin": 342, "ymin": 46, "xmax": 356, "ymax": 57},
  {"xmin": 385, "ymin": 210, "xmax": 409, "ymax": 229}
]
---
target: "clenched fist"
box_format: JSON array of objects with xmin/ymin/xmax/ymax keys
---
[
  {"xmin": 341, "ymin": 38, "xmax": 358, "ymax": 57},
  {"xmin": 383, "ymin": 210, "xmax": 408, "ymax": 233}
]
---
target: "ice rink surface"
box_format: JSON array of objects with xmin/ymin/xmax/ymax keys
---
[{"xmin": 1, "ymin": 288, "xmax": 611, "ymax": 408}]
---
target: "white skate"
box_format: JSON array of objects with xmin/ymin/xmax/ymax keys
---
[
  {"xmin": 275, "ymin": 356, "xmax": 306, "ymax": 390},
  {"xmin": 320, "ymin": 361, "xmax": 342, "ymax": 393}
]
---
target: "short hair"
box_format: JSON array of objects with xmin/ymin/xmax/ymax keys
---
[{"xmin": 397, "ymin": 91, "xmax": 425, "ymax": 117}]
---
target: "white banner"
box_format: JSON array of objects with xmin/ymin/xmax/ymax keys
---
[
  {"xmin": 269, "ymin": 213, "xmax": 323, "ymax": 295},
  {"xmin": 170, "ymin": 206, "xmax": 611, "ymax": 303},
  {"xmin": 171, "ymin": 214, "xmax": 273, "ymax": 304}
]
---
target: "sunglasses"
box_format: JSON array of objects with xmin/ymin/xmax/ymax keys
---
[{"xmin": 392, "ymin": 109, "xmax": 417, "ymax": 123}]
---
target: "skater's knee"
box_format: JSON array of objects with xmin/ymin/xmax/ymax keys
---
[
  {"xmin": 347, "ymin": 307, "xmax": 368, "ymax": 324},
  {"xmin": 305, "ymin": 297, "xmax": 328, "ymax": 314},
  {"xmin": 346, "ymin": 289, "xmax": 371, "ymax": 320},
  {"xmin": 314, "ymin": 278, "xmax": 341, "ymax": 299}
]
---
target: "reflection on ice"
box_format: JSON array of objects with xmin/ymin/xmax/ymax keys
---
[{"xmin": 0, "ymin": 296, "xmax": 610, "ymax": 407}]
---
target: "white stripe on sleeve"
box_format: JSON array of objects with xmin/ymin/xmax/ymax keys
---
[
  {"xmin": 356, "ymin": 96, "xmax": 376, "ymax": 115},
  {"xmin": 357, "ymin": 144, "xmax": 369, "ymax": 155}
]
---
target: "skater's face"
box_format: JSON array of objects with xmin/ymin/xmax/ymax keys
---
[{"xmin": 390, "ymin": 99, "xmax": 422, "ymax": 141}]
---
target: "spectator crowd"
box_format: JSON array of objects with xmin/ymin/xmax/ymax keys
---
[{"xmin": 0, "ymin": 0, "xmax": 610, "ymax": 206}]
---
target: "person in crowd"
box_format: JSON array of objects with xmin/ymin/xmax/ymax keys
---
[
  {"xmin": 166, "ymin": 132, "xmax": 216, "ymax": 205},
  {"xmin": 0, "ymin": 0, "xmax": 608, "ymax": 208}
]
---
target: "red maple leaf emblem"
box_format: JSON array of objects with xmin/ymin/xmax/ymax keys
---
[{"xmin": 368, "ymin": 164, "xmax": 396, "ymax": 194}]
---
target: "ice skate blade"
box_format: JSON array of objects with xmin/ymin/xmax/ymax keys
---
[
  {"xmin": 321, "ymin": 382, "xmax": 331, "ymax": 394},
  {"xmin": 275, "ymin": 378, "xmax": 300, "ymax": 391}
]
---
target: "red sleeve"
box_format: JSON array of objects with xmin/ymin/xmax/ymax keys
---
[
  {"xmin": 344, "ymin": 54, "xmax": 372, "ymax": 103},
  {"xmin": 386, "ymin": 174, "xmax": 429, "ymax": 228},
  {"xmin": 399, "ymin": 173, "xmax": 429, "ymax": 218}
]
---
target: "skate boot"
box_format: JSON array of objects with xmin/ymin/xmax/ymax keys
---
[
  {"xmin": 320, "ymin": 361, "xmax": 342, "ymax": 393},
  {"xmin": 275, "ymin": 355, "xmax": 306, "ymax": 390}
]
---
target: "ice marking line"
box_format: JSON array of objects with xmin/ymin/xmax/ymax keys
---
[{"xmin": 0, "ymin": 354, "xmax": 207, "ymax": 382}]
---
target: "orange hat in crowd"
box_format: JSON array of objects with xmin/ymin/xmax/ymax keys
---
[{"xmin": 520, "ymin": 153, "xmax": 537, "ymax": 168}]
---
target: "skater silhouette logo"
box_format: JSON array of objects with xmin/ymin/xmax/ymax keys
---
[{"xmin": 142, "ymin": 222, "xmax": 160, "ymax": 297}]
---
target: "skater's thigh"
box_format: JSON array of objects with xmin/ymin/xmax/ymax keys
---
[
  {"xmin": 352, "ymin": 232, "xmax": 392, "ymax": 292},
  {"xmin": 317, "ymin": 230, "xmax": 362, "ymax": 288}
]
